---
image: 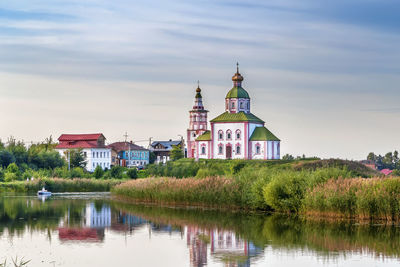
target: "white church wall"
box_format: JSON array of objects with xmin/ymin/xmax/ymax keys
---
[
  {"xmin": 212, "ymin": 122, "xmax": 246, "ymax": 159},
  {"xmin": 198, "ymin": 141, "xmax": 209, "ymax": 159},
  {"xmin": 250, "ymin": 141, "xmax": 266, "ymax": 160}
]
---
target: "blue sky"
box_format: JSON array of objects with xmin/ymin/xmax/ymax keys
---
[{"xmin": 0, "ymin": 0, "xmax": 399, "ymax": 159}]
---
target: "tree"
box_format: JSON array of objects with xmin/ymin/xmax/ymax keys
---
[
  {"xmin": 149, "ymin": 152, "xmax": 156, "ymax": 164},
  {"xmin": 367, "ymin": 152, "xmax": 376, "ymax": 161},
  {"xmin": 170, "ymin": 145, "xmax": 184, "ymax": 161},
  {"xmin": 68, "ymin": 149, "xmax": 87, "ymax": 169},
  {"xmin": 127, "ymin": 168, "xmax": 138, "ymax": 179},
  {"xmin": 110, "ymin": 166, "xmax": 123, "ymax": 179},
  {"xmin": 0, "ymin": 150, "xmax": 15, "ymax": 167},
  {"xmin": 282, "ymin": 154, "xmax": 294, "ymax": 161},
  {"xmin": 6, "ymin": 137, "xmax": 27, "ymax": 166},
  {"xmin": 93, "ymin": 165, "xmax": 104, "ymax": 179}
]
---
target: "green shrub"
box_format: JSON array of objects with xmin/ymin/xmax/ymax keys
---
[
  {"xmin": 127, "ymin": 168, "xmax": 138, "ymax": 179},
  {"xmin": 70, "ymin": 167, "xmax": 85, "ymax": 178},
  {"xmin": 93, "ymin": 165, "xmax": 104, "ymax": 179},
  {"xmin": 110, "ymin": 166, "xmax": 124, "ymax": 179},
  {"xmin": 4, "ymin": 172, "xmax": 18, "ymax": 182},
  {"xmin": 263, "ymin": 171, "xmax": 307, "ymax": 213}
]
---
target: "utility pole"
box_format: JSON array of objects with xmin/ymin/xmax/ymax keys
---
[
  {"xmin": 123, "ymin": 132, "xmax": 130, "ymax": 168},
  {"xmin": 67, "ymin": 150, "xmax": 70, "ymax": 171}
]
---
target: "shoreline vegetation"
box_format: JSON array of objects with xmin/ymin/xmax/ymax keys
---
[
  {"xmin": 0, "ymin": 178, "xmax": 123, "ymax": 193},
  {"xmin": 111, "ymin": 158, "xmax": 400, "ymax": 222}
]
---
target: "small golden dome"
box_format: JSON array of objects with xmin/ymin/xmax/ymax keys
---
[
  {"xmin": 196, "ymin": 87, "xmax": 201, "ymax": 93},
  {"xmin": 232, "ymin": 62, "xmax": 244, "ymax": 82}
]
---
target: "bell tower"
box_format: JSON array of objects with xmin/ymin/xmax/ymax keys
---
[{"xmin": 187, "ymin": 82, "xmax": 208, "ymax": 158}]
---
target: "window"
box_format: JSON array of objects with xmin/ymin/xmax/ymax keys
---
[
  {"xmin": 256, "ymin": 145, "xmax": 261, "ymax": 154},
  {"xmin": 96, "ymin": 152, "xmax": 99, "ymax": 158},
  {"xmin": 240, "ymin": 102, "xmax": 243, "ymax": 109},
  {"xmin": 236, "ymin": 145, "xmax": 241, "ymax": 154},
  {"xmin": 193, "ymin": 133, "xmax": 196, "ymax": 137},
  {"xmin": 231, "ymin": 102, "xmax": 235, "ymax": 109},
  {"xmin": 218, "ymin": 130, "xmax": 223, "ymax": 140},
  {"xmin": 226, "ymin": 130, "xmax": 232, "ymax": 140},
  {"xmin": 236, "ymin": 130, "xmax": 241, "ymax": 140},
  {"xmin": 93, "ymin": 152, "xmax": 95, "ymax": 158},
  {"xmin": 218, "ymin": 146, "xmax": 223, "ymax": 154},
  {"xmin": 201, "ymin": 146, "xmax": 206, "ymax": 155},
  {"xmin": 247, "ymin": 102, "xmax": 250, "ymax": 109},
  {"xmin": 93, "ymin": 163, "xmax": 95, "ymax": 167}
]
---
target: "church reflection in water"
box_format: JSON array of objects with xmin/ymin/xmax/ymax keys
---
[{"xmin": 55, "ymin": 201, "xmax": 262, "ymax": 266}]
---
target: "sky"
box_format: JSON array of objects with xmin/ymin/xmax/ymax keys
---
[{"xmin": 0, "ymin": 0, "xmax": 399, "ymax": 159}]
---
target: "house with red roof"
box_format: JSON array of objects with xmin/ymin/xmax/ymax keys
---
[{"xmin": 56, "ymin": 133, "xmax": 111, "ymax": 172}]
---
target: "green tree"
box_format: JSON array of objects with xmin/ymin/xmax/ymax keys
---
[
  {"xmin": 4, "ymin": 163, "xmax": 20, "ymax": 182},
  {"xmin": 170, "ymin": 145, "xmax": 184, "ymax": 161},
  {"xmin": 367, "ymin": 152, "xmax": 376, "ymax": 161},
  {"xmin": 110, "ymin": 166, "xmax": 123, "ymax": 179},
  {"xmin": 282, "ymin": 154, "xmax": 295, "ymax": 161},
  {"xmin": 93, "ymin": 165, "xmax": 104, "ymax": 179},
  {"xmin": 68, "ymin": 149, "xmax": 87, "ymax": 169},
  {"xmin": 149, "ymin": 152, "xmax": 156, "ymax": 164},
  {"xmin": 0, "ymin": 150, "xmax": 15, "ymax": 167},
  {"xmin": 6, "ymin": 137, "xmax": 27, "ymax": 166},
  {"xmin": 127, "ymin": 168, "xmax": 138, "ymax": 179}
]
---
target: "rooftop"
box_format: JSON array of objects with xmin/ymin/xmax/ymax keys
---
[
  {"xmin": 210, "ymin": 111, "xmax": 264, "ymax": 123},
  {"xmin": 249, "ymin": 127, "xmax": 280, "ymax": 141}
]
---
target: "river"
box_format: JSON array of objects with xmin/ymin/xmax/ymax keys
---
[{"xmin": 0, "ymin": 194, "xmax": 399, "ymax": 267}]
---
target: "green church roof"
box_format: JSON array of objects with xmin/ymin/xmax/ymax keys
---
[
  {"xmin": 226, "ymin": 86, "xmax": 250, "ymax": 99},
  {"xmin": 195, "ymin": 131, "xmax": 211, "ymax": 141},
  {"xmin": 249, "ymin": 127, "xmax": 280, "ymax": 141},
  {"xmin": 210, "ymin": 112, "xmax": 264, "ymax": 123}
]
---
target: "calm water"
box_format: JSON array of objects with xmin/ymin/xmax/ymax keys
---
[{"xmin": 0, "ymin": 194, "xmax": 400, "ymax": 267}]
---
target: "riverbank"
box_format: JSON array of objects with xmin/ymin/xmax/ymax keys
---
[
  {"xmin": 112, "ymin": 159, "xmax": 400, "ymax": 221},
  {"xmin": 0, "ymin": 178, "xmax": 124, "ymax": 193}
]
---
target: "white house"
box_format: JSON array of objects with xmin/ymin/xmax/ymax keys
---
[{"xmin": 56, "ymin": 133, "xmax": 112, "ymax": 172}]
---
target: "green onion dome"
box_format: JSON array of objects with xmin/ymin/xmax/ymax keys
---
[{"xmin": 226, "ymin": 86, "xmax": 250, "ymax": 99}]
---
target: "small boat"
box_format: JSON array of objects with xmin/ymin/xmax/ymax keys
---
[{"xmin": 37, "ymin": 187, "xmax": 52, "ymax": 196}]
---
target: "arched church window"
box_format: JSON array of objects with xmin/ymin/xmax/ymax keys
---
[
  {"xmin": 256, "ymin": 145, "xmax": 261, "ymax": 154},
  {"xmin": 201, "ymin": 146, "xmax": 206, "ymax": 155},
  {"xmin": 218, "ymin": 130, "xmax": 223, "ymax": 140},
  {"xmin": 226, "ymin": 130, "xmax": 232, "ymax": 140},
  {"xmin": 231, "ymin": 102, "xmax": 235, "ymax": 109},
  {"xmin": 218, "ymin": 145, "xmax": 223, "ymax": 154},
  {"xmin": 193, "ymin": 133, "xmax": 196, "ymax": 137},
  {"xmin": 240, "ymin": 102, "xmax": 243, "ymax": 109},
  {"xmin": 236, "ymin": 145, "xmax": 241, "ymax": 154},
  {"xmin": 236, "ymin": 130, "xmax": 241, "ymax": 140}
]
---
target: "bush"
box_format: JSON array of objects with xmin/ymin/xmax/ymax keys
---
[
  {"xmin": 93, "ymin": 165, "xmax": 104, "ymax": 179},
  {"xmin": 70, "ymin": 167, "xmax": 85, "ymax": 178},
  {"xmin": 4, "ymin": 172, "xmax": 18, "ymax": 182},
  {"xmin": 110, "ymin": 166, "xmax": 124, "ymax": 179},
  {"xmin": 263, "ymin": 171, "xmax": 307, "ymax": 213},
  {"xmin": 126, "ymin": 168, "xmax": 138, "ymax": 179}
]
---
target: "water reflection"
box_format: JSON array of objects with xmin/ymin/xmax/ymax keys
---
[{"xmin": 0, "ymin": 195, "xmax": 400, "ymax": 267}]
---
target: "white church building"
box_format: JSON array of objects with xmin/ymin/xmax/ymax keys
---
[{"xmin": 187, "ymin": 66, "xmax": 280, "ymax": 160}]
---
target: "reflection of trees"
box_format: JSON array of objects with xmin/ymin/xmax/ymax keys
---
[
  {"xmin": 112, "ymin": 201, "xmax": 400, "ymax": 259},
  {"xmin": 0, "ymin": 197, "xmax": 87, "ymax": 237}
]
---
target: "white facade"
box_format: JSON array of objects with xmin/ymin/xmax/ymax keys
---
[
  {"xmin": 57, "ymin": 148, "xmax": 112, "ymax": 172},
  {"xmin": 192, "ymin": 67, "xmax": 281, "ymax": 160}
]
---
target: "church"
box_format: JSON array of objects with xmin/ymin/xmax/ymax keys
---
[{"xmin": 186, "ymin": 65, "xmax": 281, "ymax": 160}]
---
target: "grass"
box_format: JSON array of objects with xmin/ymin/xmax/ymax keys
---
[
  {"xmin": 112, "ymin": 158, "xmax": 400, "ymax": 221},
  {"xmin": 304, "ymin": 177, "xmax": 400, "ymax": 221},
  {"xmin": 112, "ymin": 177, "xmax": 242, "ymax": 208},
  {"xmin": 0, "ymin": 178, "xmax": 124, "ymax": 193}
]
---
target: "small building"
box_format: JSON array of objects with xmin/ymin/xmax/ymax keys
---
[
  {"xmin": 108, "ymin": 141, "xmax": 150, "ymax": 167},
  {"xmin": 55, "ymin": 133, "xmax": 111, "ymax": 172},
  {"xmin": 381, "ymin": 169, "xmax": 393, "ymax": 176},
  {"xmin": 359, "ymin": 160, "xmax": 376, "ymax": 170},
  {"xmin": 150, "ymin": 140, "xmax": 183, "ymax": 164}
]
